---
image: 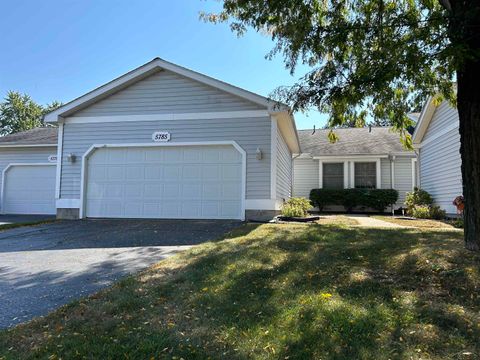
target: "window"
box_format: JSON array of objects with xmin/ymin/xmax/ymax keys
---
[
  {"xmin": 354, "ymin": 162, "xmax": 376, "ymax": 189},
  {"xmin": 323, "ymin": 163, "xmax": 344, "ymax": 189}
]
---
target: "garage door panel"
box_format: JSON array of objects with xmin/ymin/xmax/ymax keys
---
[
  {"xmin": 3, "ymin": 165, "xmax": 56, "ymax": 215},
  {"xmin": 126, "ymin": 148, "xmax": 145, "ymax": 162},
  {"xmin": 107, "ymin": 166, "xmax": 125, "ymax": 180},
  {"xmin": 183, "ymin": 165, "xmax": 202, "ymax": 179},
  {"xmin": 163, "ymin": 166, "xmax": 181, "ymax": 180},
  {"xmin": 126, "ymin": 166, "xmax": 144, "ymax": 180},
  {"xmin": 86, "ymin": 145, "xmax": 243, "ymax": 219}
]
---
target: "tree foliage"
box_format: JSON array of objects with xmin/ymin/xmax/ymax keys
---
[
  {"xmin": 201, "ymin": 0, "xmax": 461, "ymax": 146},
  {"xmin": 0, "ymin": 91, "xmax": 62, "ymax": 136}
]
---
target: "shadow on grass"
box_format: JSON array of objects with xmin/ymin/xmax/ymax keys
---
[{"xmin": 1, "ymin": 224, "xmax": 478, "ymax": 359}]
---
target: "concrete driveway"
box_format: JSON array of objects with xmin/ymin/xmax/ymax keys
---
[{"xmin": 0, "ymin": 219, "xmax": 241, "ymax": 329}]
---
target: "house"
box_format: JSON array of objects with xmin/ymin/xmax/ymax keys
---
[
  {"xmin": 412, "ymin": 98, "xmax": 462, "ymax": 214},
  {"xmin": 42, "ymin": 58, "xmax": 300, "ymax": 221},
  {"xmin": 292, "ymin": 127, "xmax": 417, "ymax": 210},
  {"xmin": 0, "ymin": 127, "xmax": 58, "ymax": 214}
]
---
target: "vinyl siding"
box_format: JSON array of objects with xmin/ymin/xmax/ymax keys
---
[
  {"xmin": 381, "ymin": 158, "xmax": 392, "ymax": 189},
  {"xmin": 292, "ymin": 157, "xmax": 319, "ymax": 198},
  {"xmin": 423, "ymin": 101, "xmax": 458, "ymax": 141},
  {"xmin": 293, "ymin": 156, "xmax": 414, "ymax": 208},
  {"xmin": 72, "ymin": 70, "xmax": 263, "ymax": 117},
  {"xmin": 276, "ymin": 126, "xmax": 292, "ymax": 200},
  {"xmin": 420, "ymin": 105, "xmax": 462, "ymax": 214},
  {"xmin": 0, "ymin": 147, "xmax": 57, "ymax": 211},
  {"xmin": 394, "ymin": 156, "xmax": 414, "ymax": 205},
  {"xmin": 59, "ymin": 117, "xmax": 271, "ymax": 200}
]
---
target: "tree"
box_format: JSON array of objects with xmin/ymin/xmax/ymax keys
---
[
  {"xmin": 0, "ymin": 91, "xmax": 62, "ymax": 136},
  {"xmin": 202, "ymin": 0, "xmax": 480, "ymax": 251}
]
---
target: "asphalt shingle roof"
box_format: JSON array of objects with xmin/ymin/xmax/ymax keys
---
[
  {"xmin": 0, "ymin": 127, "xmax": 58, "ymax": 146},
  {"xmin": 298, "ymin": 127, "xmax": 412, "ymax": 156}
]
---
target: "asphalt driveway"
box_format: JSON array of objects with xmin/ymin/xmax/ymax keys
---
[{"xmin": 0, "ymin": 219, "xmax": 241, "ymax": 329}]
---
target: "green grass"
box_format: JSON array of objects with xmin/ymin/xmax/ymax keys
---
[
  {"xmin": 1, "ymin": 224, "xmax": 479, "ymax": 359},
  {"xmin": 372, "ymin": 216, "xmax": 461, "ymax": 230}
]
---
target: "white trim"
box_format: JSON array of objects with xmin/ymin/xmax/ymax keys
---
[
  {"xmin": 416, "ymin": 121, "xmax": 458, "ymax": 148},
  {"xmin": 0, "ymin": 144, "xmax": 56, "ymax": 148},
  {"xmin": 1, "ymin": 163, "xmax": 56, "ymax": 214},
  {"xmin": 411, "ymin": 158, "xmax": 418, "ymax": 190},
  {"xmin": 44, "ymin": 58, "xmax": 283, "ymax": 122},
  {"xmin": 313, "ymin": 155, "xmax": 388, "ymax": 160},
  {"xmin": 270, "ymin": 117, "xmax": 278, "ymax": 200},
  {"xmin": 376, "ymin": 159, "xmax": 381, "ymax": 189},
  {"xmin": 318, "ymin": 160, "xmax": 323, "ymax": 188},
  {"xmin": 343, "ymin": 162, "xmax": 349, "ymax": 189},
  {"xmin": 64, "ymin": 110, "xmax": 270, "ymax": 124},
  {"xmin": 318, "ymin": 160, "xmax": 349, "ymax": 189},
  {"xmin": 389, "ymin": 152, "xmax": 416, "ymax": 157},
  {"xmin": 390, "ymin": 156, "xmax": 396, "ymax": 189},
  {"xmin": 55, "ymin": 123, "xmax": 64, "ymax": 199},
  {"xmin": 349, "ymin": 162, "xmax": 355, "ymax": 188},
  {"xmin": 412, "ymin": 96, "xmax": 435, "ymax": 144},
  {"xmin": 349, "ymin": 158, "xmax": 382, "ymax": 189},
  {"xmin": 79, "ymin": 141, "xmax": 246, "ymax": 221},
  {"xmin": 56, "ymin": 198, "xmax": 80, "ymax": 208},
  {"xmin": 245, "ymin": 199, "xmax": 278, "ymax": 210}
]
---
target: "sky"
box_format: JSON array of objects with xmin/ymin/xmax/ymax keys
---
[{"xmin": 0, "ymin": 0, "xmax": 328, "ymax": 130}]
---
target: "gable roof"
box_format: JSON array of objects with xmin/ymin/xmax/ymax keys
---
[
  {"xmin": 44, "ymin": 58, "xmax": 288, "ymax": 122},
  {"xmin": 412, "ymin": 96, "xmax": 436, "ymax": 144},
  {"xmin": 0, "ymin": 127, "xmax": 58, "ymax": 147},
  {"xmin": 298, "ymin": 127, "xmax": 413, "ymax": 157}
]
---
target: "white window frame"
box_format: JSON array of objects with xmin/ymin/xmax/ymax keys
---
[
  {"xmin": 318, "ymin": 160, "xmax": 348, "ymax": 189},
  {"xmin": 315, "ymin": 156, "xmax": 383, "ymax": 190}
]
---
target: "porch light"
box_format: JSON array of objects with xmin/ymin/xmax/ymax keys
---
[
  {"xmin": 66, "ymin": 153, "xmax": 77, "ymax": 163},
  {"xmin": 256, "ymin": 148, "xmax": 263, "ymax": 160}
]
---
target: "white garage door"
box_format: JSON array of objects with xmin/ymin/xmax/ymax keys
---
[
  {"xmin": 2, "ymin": 164, "xmax": 56, "ymax": 215},
  {"xmin": 85, "ymin": 145, "xmax": 244, "ymax": 219}
]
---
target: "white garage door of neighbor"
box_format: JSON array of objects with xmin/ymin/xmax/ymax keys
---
[
  {"xmin": 2, "ymin": 164, "xmax": 56, "ymax": 215},
  {"xmin": 85, "ymin": 145, "xmax": 244, "ymax": 219}
]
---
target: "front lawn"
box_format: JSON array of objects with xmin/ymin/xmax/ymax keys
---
[
  {"xmin": 1, "ymin": 224, "xmax": 479, "ymax": 359},
  {"xmin": 373, "ymin": 216, "xmax": 460, "ymax": 230}
]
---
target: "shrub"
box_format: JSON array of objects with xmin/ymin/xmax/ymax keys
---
[
  {"xmin": 309, "ymin": 189, "xmax": 399, "ymax": 213},
  {"xmin": 405, "ymin": 188, "xmax": 433, "ymax": 215},
  {"xmin": 281, "ymin": 197, "xmax": 312, "ymax": 217},
  {"xmin": 410, "ymin": 205, "xmax": 431, "ymax": 219},
  {"xmin": 429, "ymin": 205, "xmax": 447, "ymax": 220},
  {"xmin": 452, "ymin": 217, "xmax": 464, "ymax": 228},
  {"xmin": 405, "ymin": 188, "xmax": 446, "ymax": 219}
]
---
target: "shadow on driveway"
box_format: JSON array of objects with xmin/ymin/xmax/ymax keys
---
[{"xmin": 0, "ymin": 219, "xmax": 243, "ymax": 329}]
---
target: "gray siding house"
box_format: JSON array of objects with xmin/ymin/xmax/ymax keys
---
[
  {"xmin": 293, "ymin": 127, "xmax": 417, "ymax": 210},
  {"xmin": 0, "ymin": 128, "xmax": 57, "ymax": 215},
  {"xmin": 45, "ymin": 58, "xmax": 300, "ymax": 221},
  {"xmin": 413, "ymin": 99, "xmax": 462, "ymax": 214}
]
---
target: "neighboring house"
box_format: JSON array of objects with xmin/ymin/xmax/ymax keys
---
[
  {"xmin": 0, "ymin": 128, "xmax": 57, "ymax": 215},
  {"xmin": 44, "ymin": 58, "xmax": 300, "ymax": 221},
  {"xmin": 412, "ymin": 98, "xmax": 462, "ymax": 215},
  {"xmin": 293, "ymin": 127, "xmax": 417, "ymax": 210}
]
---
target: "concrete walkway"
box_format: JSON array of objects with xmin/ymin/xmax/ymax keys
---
[{"xmin": 345, "ymin": 214, "xmax": 409, "ymax": 228}]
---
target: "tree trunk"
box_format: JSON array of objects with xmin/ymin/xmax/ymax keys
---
[{"xmin": 451, "ymin": 0, "xmax": 480, "ymax": 251}]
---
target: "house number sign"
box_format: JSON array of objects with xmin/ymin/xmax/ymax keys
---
[{"xmin": 152, "ymin": 131, "xmax": 171, "ymax": 142}]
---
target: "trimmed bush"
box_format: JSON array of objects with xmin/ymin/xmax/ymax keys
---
[
  {"xmin": 281, "ymin": 197, "xmax": 312, "ymax": 217},
  {"xmin": 309, "ymin": 189, "xmax": 399, "ymax": 213}
]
